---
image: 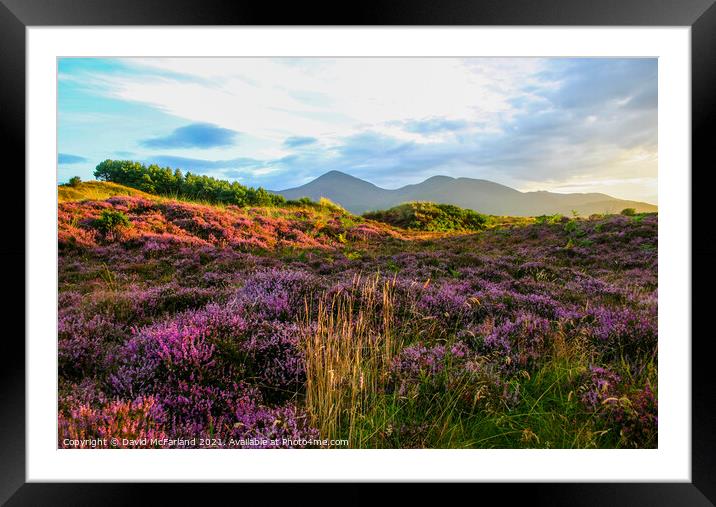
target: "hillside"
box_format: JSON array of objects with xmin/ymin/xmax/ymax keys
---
[
  {"xmin": 58, "ymin": 189, "xmax": 658, "ymax": 449},
  {"xmin": 276, "ymin": 171, "xmax": 658, "ymax": 216},
  {"xmin": 58, "ymin": 181, "xmax": 153, "ymax": 203},
  {"xmin": 58, "ymin": 194, "xmax": 406, "ymax": 253}
]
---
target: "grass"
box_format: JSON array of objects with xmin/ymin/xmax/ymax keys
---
[
  {"xmin": 300, "ymin": 275, "xmax": 649, "ymax": 448},
  {"xmin": 58, "ymin": 181, "xmax": 153, "ymax": 203},
  {"xmin": 59, "ymin": 181, "xmax": 362, "ymax": 223},
  {"xmin": 303, "ymin": 275, "xmax": 399, "ymax": 447},
  {"xmin": 330, "ymin": 351, "xmax": 624, "ymax": 449},
  {"xmin": 59, "ymin": 181, "xmax": 237, "ymax": 209}
]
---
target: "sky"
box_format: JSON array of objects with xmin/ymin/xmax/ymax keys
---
[{"xmin": 58, "ymin": 57, "xmax": 657, "ymax": 204}]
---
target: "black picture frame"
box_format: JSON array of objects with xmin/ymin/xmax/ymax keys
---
[{"xmin": 2, "ymin": 0, "xmax": 712, "ymax": 504}]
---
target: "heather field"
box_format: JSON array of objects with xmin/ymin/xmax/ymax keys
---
[{"xmin": 58, "ymin": 184, "xmax": 657, "ymax": 449}]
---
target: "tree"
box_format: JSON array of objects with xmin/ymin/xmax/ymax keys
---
[{"xmin": 92, "ymin": 159, "xmax": 290, "ymax": 208}]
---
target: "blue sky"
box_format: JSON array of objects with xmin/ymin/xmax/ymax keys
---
[{"xmin": 58, "ymin": 57, "xmax": 657, "ymax": 203}]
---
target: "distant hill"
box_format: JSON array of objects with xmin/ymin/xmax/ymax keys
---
[
  {"xmin": 278, "ymin": 171, "xmax": 396, "ymax": 213},
  {"xmin": 276, "ymin": 171, "xmax": 657, "ymax": 216}
]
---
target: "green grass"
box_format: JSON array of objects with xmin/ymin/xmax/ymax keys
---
[{"xmin": 342, "ymin": 355, "xmax": 626, "ymax": 449}]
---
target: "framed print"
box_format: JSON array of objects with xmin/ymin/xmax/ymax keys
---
[{"xmin": 2, "ymin": 0, "xmax": 714, "ymax": 503}]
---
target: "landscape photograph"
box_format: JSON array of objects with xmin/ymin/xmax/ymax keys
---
[{"xmin": 57, "ymin": 57, "xmax": 657, "ymax": 449}]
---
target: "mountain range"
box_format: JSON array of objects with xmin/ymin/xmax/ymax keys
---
[{"xmin": 275, "ymin": 171, "xmax": 657, "ymax": 216}]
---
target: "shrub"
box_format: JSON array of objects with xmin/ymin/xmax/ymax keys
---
[
  {"xmin": 621, "ymin": 208, "xmax": 636, "ymax": 216},
  {"xmin": 68, "ymin": 176, "xmax": 82, "ymax": 187},
  {"xmin": 96, "ymin": 209, "xmax": 131, "ymax": 235},
  {"xmin": 364, "ymin": 202, "xmax": 487, "ymax": 232},
  {"xmin": 535, "ymin": 213, "xmax": 563, "ymax": 225},
  {"xmin": 286, "ymin": 196, "xmax": 317, "ymax": 208},
  {"xmin": 318, "ymin": 197, "xmax": 346, "ymax": 213}
]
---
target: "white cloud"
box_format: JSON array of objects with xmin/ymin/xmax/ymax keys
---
[
  {"xmin": 85, "ymin": 58, "xmax": 548, "ymax": 143},
  {"xmin": 59, "ymin": 57, "xmax": 658, "ymax": 203}
]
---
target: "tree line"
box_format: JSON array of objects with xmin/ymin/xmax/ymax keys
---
[{"xmin": 94, "ymin": 160, "xmax": 287, "ymax": 207}]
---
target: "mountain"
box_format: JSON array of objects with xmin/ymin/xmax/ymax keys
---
[
  {"xmin": 275, "ymin": 171, "xmax": 657, "ymax": 216},
  {"xmin": 278, "ymin": 171, "xmax": 396, "ymax": 212}
]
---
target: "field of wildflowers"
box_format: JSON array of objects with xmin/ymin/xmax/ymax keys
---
[{"xmin": 58, "ymin": 186, "xmax": 657, "ymax": 449}]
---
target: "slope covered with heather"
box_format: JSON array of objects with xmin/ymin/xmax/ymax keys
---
[{"xmin": 58, "ymin": 190, "xmax": 657, "ymax": 449}]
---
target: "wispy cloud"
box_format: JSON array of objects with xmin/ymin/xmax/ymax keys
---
[
  {"xmin": 400, "ymin": 118, "xmax": 470, "ymax": 134},
  {"xmin": 283, "ymin": 136, "xmax": 317, "ymax": 148},
  {"xmin": 58, "ymin": 153, "xmax": 88, "ymax": 164},
  {"xmin": 140, "ymin": 123, "xmax": 238, "ymax": 149}
]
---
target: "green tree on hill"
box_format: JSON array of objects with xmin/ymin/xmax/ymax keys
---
[{"xmin": 94, "ymin": 159, "xmax": 286, "ymax": 207}]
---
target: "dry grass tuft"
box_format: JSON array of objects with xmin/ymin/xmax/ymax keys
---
[{"xmin": 303, "ymin": 274, "xmax": 399, "ymax": 447}]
